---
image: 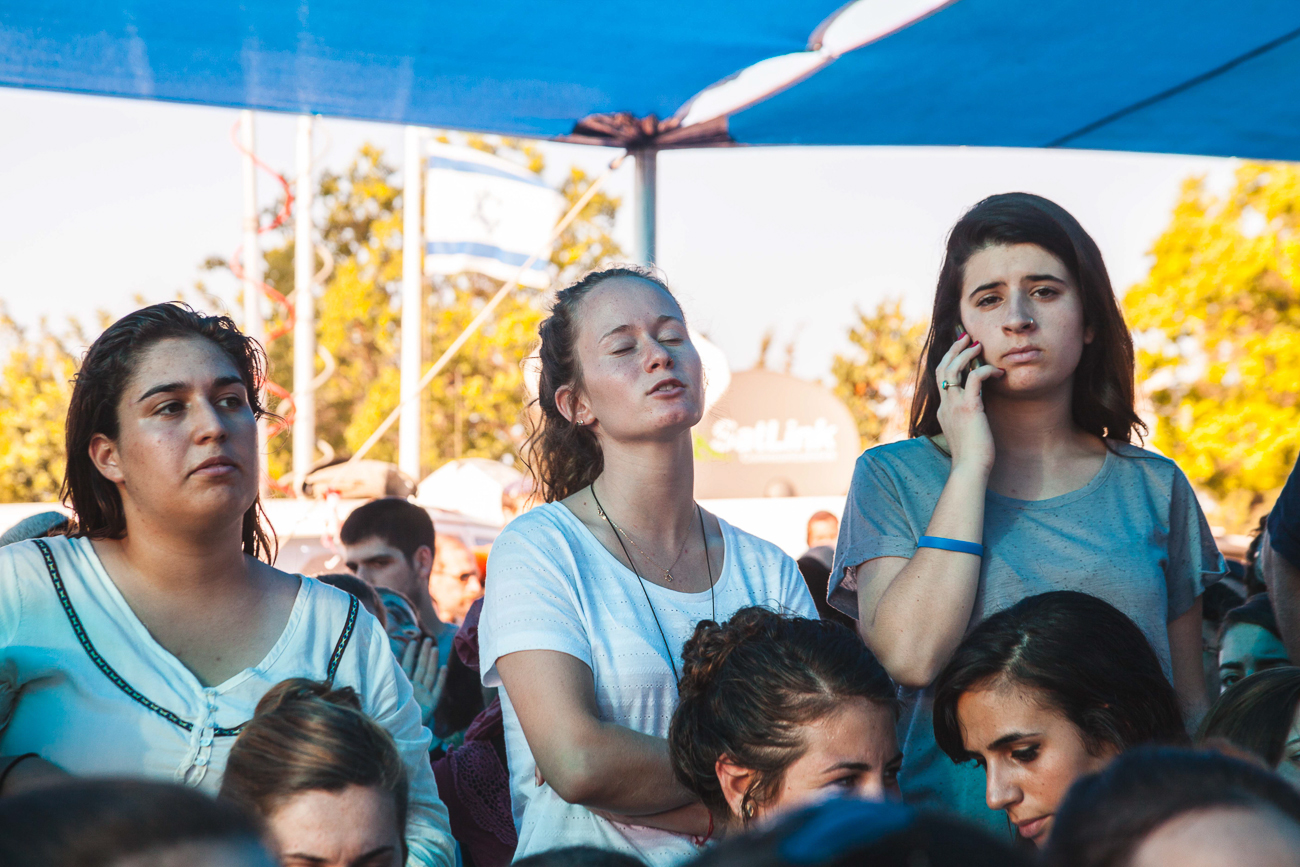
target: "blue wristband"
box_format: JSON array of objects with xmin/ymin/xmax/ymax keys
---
[{"xmin": 917, "ymin": 536, "xmax": 984, "ymax": 557}]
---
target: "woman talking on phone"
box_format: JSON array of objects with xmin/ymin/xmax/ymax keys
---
[{"xmin": 828, "ymin": 193, "xmax": 1223, "ymax": 833}]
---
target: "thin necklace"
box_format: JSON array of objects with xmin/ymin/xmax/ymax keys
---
[
  {"xmin": 598, "ymin": 505, "xmax": 692, "ymax": 584},
  {"xmin": 590, "ymin": 483, "xmax": 716, "ymax": 687}
]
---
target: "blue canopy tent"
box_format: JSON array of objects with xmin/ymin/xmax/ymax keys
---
[
  {"xmin": 5, "ymin": 0, "xmax": 1300, "ymax": 476},
  {"xmin": 5, "ymin": 0, "xmax": 1300, "ymax": 249}
]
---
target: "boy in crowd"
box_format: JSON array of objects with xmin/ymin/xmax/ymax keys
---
[{"xmin": 341, "ymin": 498, "xmax": 456, "ymax": 659}]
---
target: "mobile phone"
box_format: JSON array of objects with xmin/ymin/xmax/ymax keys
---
[{"xmin": 954, "ymin": 324, "xmax": 979, "ymax": 385}]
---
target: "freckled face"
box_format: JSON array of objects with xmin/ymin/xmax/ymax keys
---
[
  {"xmin": 92, "ymin": 336, "xmax": 259, "ymax": 532},
  {"xmin": 562, "ymin": 277, "xmax": 704, "ymax": 443},
  {"xmin": 959, "ymin": 243, "xmax": 1093, "ymax": 399},
  {"xmin": 759, "ymin": 698, "xmax": 902, "ymax": 821},
  {"xmin": 957, "ymin": 681, "xmax": 1116, "ymax": 848}
]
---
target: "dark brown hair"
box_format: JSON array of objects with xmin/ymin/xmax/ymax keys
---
[
  {"xmin": 523, "ymin": 265, "xmax": 677, "ymax": 503},
  {"xmin": 1198, "ymin": 666, "xmax": 1300, "ymax": 768},
  {"xmin": 669, "ymin": 607, "xmax": 898, "ymax": 821},
  {"xmin": 219, "ymin": 679, "xmax": 408, "ymax": 839},
  {"xmin": 0, "ymin": 778, "xmax": 271, "ymax": 867},
  {"xmin": 933, "ymin": 592, "xmax": 1186, "ymax": 763},
  {"xmin": 339, "ymin": 497, "xmax": 436, "ymax": 561},
  {"xmin": 909, "ymin": 193, "xmax": 1145, "ymax": 446},
  {"xmin": 1045, "ymin": 747, "xmax": 1300, "ymax": 867},
  {"xmin": 60, "ymin": 302, "xmax": 276, "ymax": 561}
]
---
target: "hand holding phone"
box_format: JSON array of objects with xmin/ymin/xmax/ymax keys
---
[{"xmin": 953, "ymin": 324, "xmax": 981, "ymax": 386}]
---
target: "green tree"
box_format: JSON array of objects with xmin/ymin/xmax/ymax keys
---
[
  {"xmin": 831, "ymin": 299, "xmax": 927, "ymax": 446},
  {"xmin": 234, "ymin": 137, "xmax": 621, "ymax": 486},
  {"xmin": 1126, "ymin": 163, "xmax": 1300, "ymax": 530}
]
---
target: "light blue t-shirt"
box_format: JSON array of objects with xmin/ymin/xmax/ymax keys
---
[{"xmin": 829, "ymin": 438, "xmax": 1225, "ymax": 835}]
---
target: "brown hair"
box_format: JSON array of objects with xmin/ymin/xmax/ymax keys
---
[
  {"xmin": 61, "ymin": 302, "xmax": 276, "ymax": 561},
  {"xmin": 219, "ymin": 679, "xmax": 408, "ymax": 839},
  {"xmin": 1198, "ymin": 667, "xmax": 1300, "ymax": 768},
  {"xmin": 524, "ymin": 265, "xmax": 678, "ymax": 502},
  {"xmin": 933, "ymin": 592, "xmax": 1187, "ymax": 763},
  {"xmin": 908, "ymin": 193, "xmax": 1145, "ymax": 446},
  {"xmin": 669, "ymin": 607, "xmax": 898, "ymax": 822},
  {"xmin": 0, "ymin": 778, "xmax": 271, "ymax": 867}
]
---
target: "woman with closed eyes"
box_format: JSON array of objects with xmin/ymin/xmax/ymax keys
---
[{"xmin": 932, "ymin": 591, "xmax": 1187, "ymax": 847}]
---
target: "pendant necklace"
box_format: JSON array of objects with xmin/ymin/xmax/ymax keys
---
[{"xmin": 590, "ymin": 483, "xmax": 716, "ymax": 686}]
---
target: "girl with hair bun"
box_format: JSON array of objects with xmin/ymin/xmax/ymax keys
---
[
  {"xmin": 0, "ymin": 304, "xmax": 453, "ymax": 866},
  {"xmin": 479, "ymin": 267, "xmax": 816, "ymax": 865},
  {"xmin": 221, "ymin": 678, "xmax": 408, "ymax": 867},
  {"xmin": 669, "ymin": 607, "xmax": 901, "ymax": 829}
]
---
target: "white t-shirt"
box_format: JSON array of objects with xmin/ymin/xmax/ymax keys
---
[
  {"xmin": 0, "ymin": 536, "xmax": 455, "ymax": 867},
  {"xmin": 479, "ymin": 503, "xmax": 817, "ymax": 866}
]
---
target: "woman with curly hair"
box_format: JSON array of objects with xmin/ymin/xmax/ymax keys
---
[
  {"xmin": 479, "ymin": 268, "xmax": 816, "ymax": 865},
  {"xmin": 669, "ymin": 607, "xmax": 900, "ymax": 830}
]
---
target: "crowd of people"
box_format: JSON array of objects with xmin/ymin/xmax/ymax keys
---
[{"xmin": 2, "ymin": 191, "xmax": 1300, "ymax": 867}]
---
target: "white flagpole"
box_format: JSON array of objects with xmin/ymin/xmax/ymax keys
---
[
  {"xmin": 292, "ymin": 115, "xmax": 316, "ymax": 494},
  {"xmin": 634, "ymin": 148, "xmax": 657, "ymax": 265},
  {"xmin": 399, "ymin": 126, "xmax": 425, "ymax": 483},
  {"xmin": 240, "ymin": 110, "xmax": 269, "ymax": 498}
]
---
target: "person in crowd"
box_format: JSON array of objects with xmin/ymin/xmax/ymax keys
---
[
  {"xmin": 315, "ymin": 572, "xmax": 389, "ymax": 628},
  {"xmin": 501, "ymin": 478, "xmax": 539, "ymax": 524},
  {"xmin": 1218, "ymin": 594, "xmax": 1290, "ymax": 693},
  {"xmin": 800, "ymin": 511, "xmax": 839, "ymax": 569},
  {"xmin": 513, "ymin": 847, "xmax": 646, "ymax": 867},
  {"xmin": 1044, "ymin": 746, "xmax": 1300, "ymax": 867},
  {"xmin": 479, "ymin": 267, "xmax": 818, "ymax": 866},
  {"xmin": 794, "ymin": 556, "xmax": 855, "ymax": 630},
  {"xmin": 1198, "ymin": 666, "xmax": 1300, "ymax": 789},
  {"xmin": 932, "ymin": 591, "xmax": 1187, "ymax": 847},
  {"xmin": 220, "ymin": 679, "xmax": 407, "ymax": 867},
  {"xmin": 430, "ymin": 533, "xmax": 485, "ymax": 626},
  {"xmin": 1202, "ymin": 579, "xmax": 1246, "ymax": 700},
  {"xmin": 0, "ymin": 778, "xmax": 276, "ymax": 867},
  {"xmin": 829, "ymin": 193, "xmax": 1222, "ymax": 831},
  {"xmin": 1245, "ymin": 514, "xmax": 1270, "ymax": 597},
  {"xmin": 669, "ymin": 607, "xmax": 901, "ymax": 832},
  {"xmin": 687, "ymin": 798, "xmax": 1032, "ymax": 867},
  {"xmin": 1264, "ymin": 458, "xmax": 1300, "ymax": 660},
  {"xmin": 433, "ymin": 597, "xmax": 516, "ymax": 867},
  {"xmin": 342, "ymin": 497, "xmax": 457, "ymax": 659},
  {"xmin": 0, "ymin": 511, "xmax": 70, "ymax": 548},
  {"xmin": 0, "ymin": 303, "xmax": 454, "ymax": 866}
]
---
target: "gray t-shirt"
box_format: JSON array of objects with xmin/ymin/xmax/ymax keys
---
[{"xmin": 829, "ymin": 437, "xmax": 1224, "ymax": 834}]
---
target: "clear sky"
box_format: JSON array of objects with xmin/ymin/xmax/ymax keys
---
[{"xmin": 0, "ymin": 86, "xmax": 1235, "ymax": 382}]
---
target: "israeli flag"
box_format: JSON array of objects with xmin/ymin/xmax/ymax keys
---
[{"xmin": 424, "ymin": 143, "xmax": 564, "ymax": 289}]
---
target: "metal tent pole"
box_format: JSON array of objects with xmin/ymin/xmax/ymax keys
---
[
  {"xmin": 292, "ymin": 115, "xmax": 316, "ymax": 494},
  {"xmin": 239, "ymin": 110, "xmax": 269, "ymax": 498},
  {"xmin": 398, "ymin": 126, "xmax": 425, "ymax": 483},
  {"xmin": 633, "ymin": 148, "xmax": 657, "ymax": 265}
]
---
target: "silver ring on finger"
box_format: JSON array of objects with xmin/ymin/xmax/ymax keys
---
[{"xmin": 941, "ymin": 380, "xmax": 951, "ymax": 390}]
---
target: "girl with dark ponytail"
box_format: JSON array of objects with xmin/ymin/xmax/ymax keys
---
[
  {"xmin": 669, "ymin": 607, "xmax": 900, "ymax": 829},
  {"xmin": 479, "ymin": 267, "xmax": 817, "ymax": 865}
]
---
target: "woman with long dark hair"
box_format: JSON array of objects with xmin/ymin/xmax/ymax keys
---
[
  {"xmin": 828, "ymin": 193, "xmax": 1222, "ymax": 830},
  {"xmin": 0, "ymin": 303, "xmax": 453, "ymax": 866},
  {"xmin": 478, "ymin": 267, "xmax": 816, "ymax": 865},
  {"xmin": 932, "ymin": 591, "xmax": 1187, "ymax": 847},
  {"xmin": 1198, "ymin": 666, "xmax": 1300, "ymax": 789},
  {"xmin": 669, "ymin": 607, "xmax": 900, "ymax": 829}
]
